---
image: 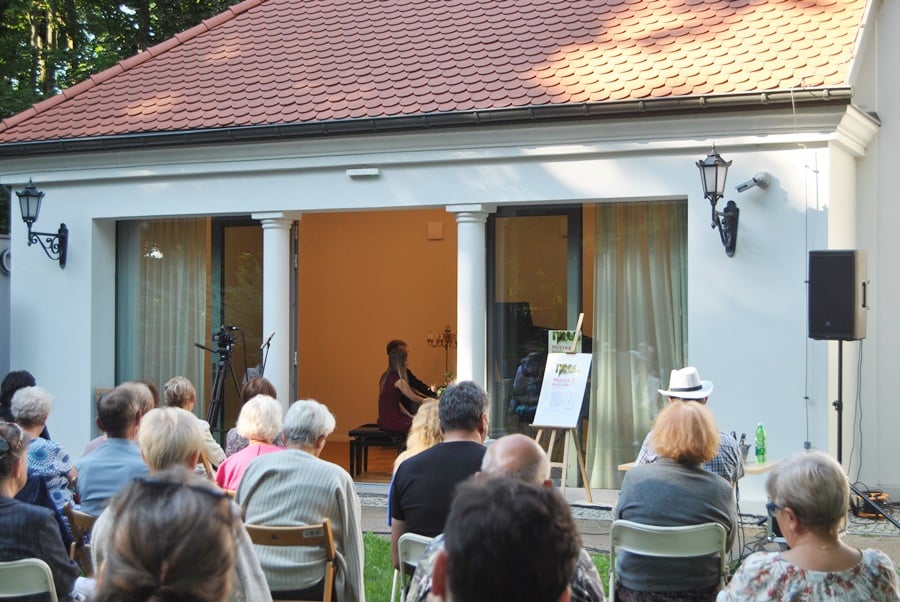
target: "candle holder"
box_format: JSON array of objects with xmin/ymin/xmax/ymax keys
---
[{"xmin": 426, "ymin": 324, "xmax": 457, "ymax": 373}]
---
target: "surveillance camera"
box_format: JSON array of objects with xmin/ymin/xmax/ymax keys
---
[{"xmin": 735, "ymin": 172, "xmax": 770, "ymax": 193}]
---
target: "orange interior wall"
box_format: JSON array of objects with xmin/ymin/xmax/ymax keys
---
[{"xmin": 297, "ymin": 209, "xmax": 458, "ymax": 441}]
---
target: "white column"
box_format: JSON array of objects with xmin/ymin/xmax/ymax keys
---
[
  {"xmin": 252, "ymin": 212, "xmax": 298, "ymax": 414},
  {"xmin": 447, "ymin": 204, "xmax": 495, "ymax": 386}
]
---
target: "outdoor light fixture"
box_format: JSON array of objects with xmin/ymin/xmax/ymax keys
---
[
  {"xmin": 16, "ymin": 179, "xmax": 68, "ymax": 268},
  {"xmin": 696, "ymin": 146, "xmax": 740, "ymax": 257}
]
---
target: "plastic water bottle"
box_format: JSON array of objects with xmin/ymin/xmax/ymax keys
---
[{"xmin": 755, "ymin": 423, "xmax": 767, "ymax": 464}]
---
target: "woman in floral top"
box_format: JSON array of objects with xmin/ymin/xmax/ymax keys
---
[
  {"xmin": 11, "ymin": 386, "xmax": 76, "ymax": 511},
  {"xmin": 718, "ymin": 450, "xmax": 899, "ymax": 601}
]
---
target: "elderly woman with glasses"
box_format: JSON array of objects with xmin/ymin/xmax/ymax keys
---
[
  {"xmin": 718, "ymin": 450, "xmax": 899, "ymax": 601},
  {"xmin": 0, "ymin": 421, "xmax": 91, "ymax": 600},
  {"xmin": 614, "ymin": 400, "xmax": 737, "ymax": 601}
]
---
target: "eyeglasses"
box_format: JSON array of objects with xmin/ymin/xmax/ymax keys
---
[
  {"xmin": 0, "ymin": 422, "xmax": 24, "ymax": 454},
  {"xmin": 765, "ymin": 502, "xmax": 781, "ymax": 518}
]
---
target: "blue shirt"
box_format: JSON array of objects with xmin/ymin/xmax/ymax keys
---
[{"xmin": 76, "ymin": 438, "xmax": 148, "ymax": 515}]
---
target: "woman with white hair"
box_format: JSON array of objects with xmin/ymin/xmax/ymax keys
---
[
  {"xmin": 719, "ymin": 450, "xmax": 899, "ymax": 601},
  {"xmin": 11, "ymin": 386, "xmax": 77, "ymax": 512},
  {"xmin": 215, "ymin": 394, "xmax": 284, "ymax": 491}
]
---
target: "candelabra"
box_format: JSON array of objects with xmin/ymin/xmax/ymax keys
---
[{"xmin": 426, "ymin": 324, "xmax": 457, "ymax": 373}]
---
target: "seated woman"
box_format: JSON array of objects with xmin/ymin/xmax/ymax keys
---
[
  {"xmin": 393, "ymin": 399, "xmax": 442, "ymax": 472},
  {"xmin": 719, "ymin": 450, "xmax": 900, "ymax": 601},
  {"xmin": 225, "ymin": 377, "xmax": 285, "ymax": 457},
  {"xmin": 11, "ymin": 386, "xmax": 77, "ymax": 513},
  {"xmin": 216, "ymin": 394, "xmax": 284, "ymax": 491},
  {"xmin": 0, "ymin": 421, "xmax": 90, "ymax": 601},
  {"xmin": 164, "ymin": 375, "xmax": 226, "ymax": 470},
  {"xmin": 614, "ymin": 400, "xmax": 736, "ymax": 601},
  {"xmin": 96, "ymin": 465, "xmax": 240, "ymax": 602},
  {"xmin": 378, "ymin": 347, "xmax": 433, "ymax": 434}
]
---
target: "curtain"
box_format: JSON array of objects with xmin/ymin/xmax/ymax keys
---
[
  {"xmin": 585, "ymin": 200, "xmax": 687, "ymax": 488},
  {"xmin": 116, "ymin": 219, "xmax": 210, "ymax": 400}
]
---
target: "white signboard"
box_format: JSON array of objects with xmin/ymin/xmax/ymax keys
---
[{"xmin": 532, "ymin": 353, "xmax": 592, "ymax": 429}]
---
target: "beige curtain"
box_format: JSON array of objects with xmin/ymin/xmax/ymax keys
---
[
  {"xmin": 116, "ymin": 219, "xmax": 210, "ymax": 399},
  {"xmin": 585, "ymin": 200, "xmax": 687, "ymax": 488}
]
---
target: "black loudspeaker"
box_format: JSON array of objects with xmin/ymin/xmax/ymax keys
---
[{"xmin": 808, "ymin": 250, "xmax": 867, "ymax": 340}]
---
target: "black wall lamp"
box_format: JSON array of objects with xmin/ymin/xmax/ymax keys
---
[
  {"xmin": 16, "ymin": 179, "xmax": 68, "ymax": 268},
  {"xmin": 696, "ymin": 146, "xmax": 739, "ymax": 257}
]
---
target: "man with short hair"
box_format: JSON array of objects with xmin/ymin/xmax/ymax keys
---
[
  {"xmin": 390, "ymin": 381, "xmax": 489, "ymax": 571},
  {"xmin": 407, "ymin": 434, "xmax": 606, "ymax": 602},
  {"xmin": 431, "ymin": 477, "xmax": 580, "ymax": 602},
  {"xmin": 238, "ymin": 399, "xmax": 364, "ymax": 602},
  {"xmin": 75, "ymin": 385, "xmax": 149, "ymax": 515},
  {"xmin": 90, "ymin": 407, "xmax": 272, "ymax": 602},
  {"xmin": 635, "ymin": 366, "xmax": 744, "ymax": 485}
]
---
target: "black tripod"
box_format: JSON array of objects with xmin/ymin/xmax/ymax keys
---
[
  {"xmin": 195, "ymin": 325, "xmax": 243, "ymax": 437},
  {"xmin": 834, "ymin": 340, "xmax": 900, "ymax": 530}
]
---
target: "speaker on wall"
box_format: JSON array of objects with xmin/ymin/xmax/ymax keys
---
[{"xmin": 808, "ymin": 250, "xmax": 867, "ymax": 340}]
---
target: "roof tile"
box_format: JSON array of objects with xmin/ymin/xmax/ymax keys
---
[{"xmin": 0, "ymin": 0, "xmax": 867, "ymax": 143}]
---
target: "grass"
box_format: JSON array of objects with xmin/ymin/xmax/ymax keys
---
[{"xmin": 363, "ymin": 532, "xmax": 611, "ymax": 600}]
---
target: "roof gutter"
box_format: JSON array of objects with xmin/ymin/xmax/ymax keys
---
[{"xmin": 0, "ymin": 87, "xmax": 854, "ymax": 158}]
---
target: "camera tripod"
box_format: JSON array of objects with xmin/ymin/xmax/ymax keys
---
[{"xmin": 195, "ymin": 325, "xmax": 243, "ymax": 437}]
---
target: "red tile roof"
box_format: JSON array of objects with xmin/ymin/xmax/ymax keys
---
[{"xmin": 0, "ymin": 0, "xmax": 866, "ymax": 144}]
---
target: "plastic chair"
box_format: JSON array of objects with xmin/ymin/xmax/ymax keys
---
[
  {"xmin": 608, "ymin": 519, "xmax": 727, "ymax": 602},
  {"xmin": 245, "ymin": 519, "xmax": 336, "ymax": 602},
  {"xmin": 389, "ymin": 532, "xmax": 434, "ymax": 602},
  {"xmin": 63, "ymin": 502, "xmax": 97, "ymax": 577},
  {"xmin": 0, "ymin": 557, "xmax": 58, "ymax": 601}
]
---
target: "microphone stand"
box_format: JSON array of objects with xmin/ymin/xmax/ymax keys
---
[{"xmin": 259, "ymin": 332, "xmax": 274, "ymax": 378}]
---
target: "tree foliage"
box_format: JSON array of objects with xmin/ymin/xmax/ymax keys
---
[{"xmin": 0, "ymin": 0, "xmax": 235, "ymax": 120}]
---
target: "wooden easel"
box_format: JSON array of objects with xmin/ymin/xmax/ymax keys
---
[{"xmin": 531, "ymin": 313, "xmax": 593, "ymax": 503}]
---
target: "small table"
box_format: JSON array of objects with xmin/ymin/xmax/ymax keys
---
[{"xmin": 744, "ymin": 459, "xmax": 780, "ymax": 475}]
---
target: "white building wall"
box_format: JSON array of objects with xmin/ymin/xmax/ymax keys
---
[{"xmin": 1, "ymin": 104, "xmax": 874, "ymax": 506}]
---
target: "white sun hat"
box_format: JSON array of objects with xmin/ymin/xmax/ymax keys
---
[{"xmin": 657, "ymin": 366, "xmax": 714, "ymax": 399}]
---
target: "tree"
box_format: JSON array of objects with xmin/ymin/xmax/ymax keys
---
[{"xmin": 0, "ymin": 0, "xmax": 235, "ymax": 120}]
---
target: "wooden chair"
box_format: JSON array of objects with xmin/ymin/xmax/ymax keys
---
[
  {"xmin": 0, "ymin": 557, "xmax": 58, "ymax": 601},
  {"xmin": 245, "ymin": 519, "xmax": 336, "ymax": 602},
  {"xmin": 63, "ymin": 502, "xmax": 97, "ymax": 578},
  {"xmin": 608, "ymin": 519, "xmax": 727, "ymax": 602},
  {"xmin": 389, "ymin": 532, "xmax": 433, "ymax": 602}
]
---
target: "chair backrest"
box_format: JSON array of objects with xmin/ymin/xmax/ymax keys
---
[
  {"xmin": 0, "ymin": 557, "xmax": 59, "ymax": 601},
  {"xmin": 390, "ymin": 532, "xmax": 434, "ymax": 602},
  {"xmin": 63, "ymin": 502, "xmax": 98, "ymax": 577},
  {"xmin": 244, "ymin": 519, "xmax": 336, "ymax": 602},
  {"xmin": 608, "ymin": 519, "xmax": 727, "ymax": 602}
]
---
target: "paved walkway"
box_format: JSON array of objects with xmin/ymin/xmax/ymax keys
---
[{"xmin": 355, "ymin": 483, "xmax": 900, "ymax": 564}]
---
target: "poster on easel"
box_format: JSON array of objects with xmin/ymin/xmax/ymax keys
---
[
  {"xmin": 548, "ymin": 330, "xmax": 582, "ymax": 354},
  {"xmin": 532, "ymin": 353, "xmax": 592, "ymax": 429}
]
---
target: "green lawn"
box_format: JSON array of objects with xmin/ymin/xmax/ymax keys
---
[{"xmin": 363, "ymin": 532, "xmax": 611, "ymax": 600}]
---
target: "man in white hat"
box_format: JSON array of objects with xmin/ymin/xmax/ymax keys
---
[{"xmin": 635, "ymin": 366, "xmax": 744, "ymax": 485}]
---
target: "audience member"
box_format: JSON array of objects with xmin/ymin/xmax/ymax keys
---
[
  {"xmin": 636, "ymin": 367, "xmax": 743, "ymax": 485},
  {"xmin": 0, "ymin": 421, "xmax": 92, "ymax": 600},
  {"xmin": 378, "ymin": 347, "xmax": 432, "ymax": 434},
  {"xmin": 408, "ymin": 433, "xmax": 605, "ymax": 602},
  {"xmin": 95, "ymin": 465, "xmax": 240, "ymax": 602},
  {"xmin": 226, "ymin": 377, "xmax": 285, "ymax": 456},
  {"xmin": 390, "ymin": 380, "xmax": 489, "ymax": 569},
  {"xmin": 76, "ymin": 385, "xmax": 149, "ymax": 515},
  {"xmin": 386, "ymin": 339, "xmax": 434, "ymax": 400},
  {"xmin": 216, "ymin": 394, "xmax": 283, "ymax": 491},
  {"xmin": 393, "ymin": 399, "xmax": 442, "ymax": 472},
  {"xmin": 719, "ymin": 450, "xmax": 900, "ymax": 601},
  {"xmin": 0, "ymin": 370, "xmax": 46, "ymax": 438},
  {"xmin": 238, "ymin": 399, "xmax": 363, "ymax": 602},
  {"xmin": 164, "ymin": 375, "xmax": 226, "ymax": 469},
  {"xmin": 615, "ymin": 400, "xmax": 736, "ymax": 601},
  {"xmin": 82, "ymin": 380, "xmax": 157, "ymax": 457},
  {"xmin": 11, "ymin": 386, "xmax": 77, "ymax": 513},
  {"xmin": 91, "ymin": 407, "xmax": 271, "ymax": 602},
  {"xmin": 430, "ymin": 477, "xmax": 580, "ymax": 602}
]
